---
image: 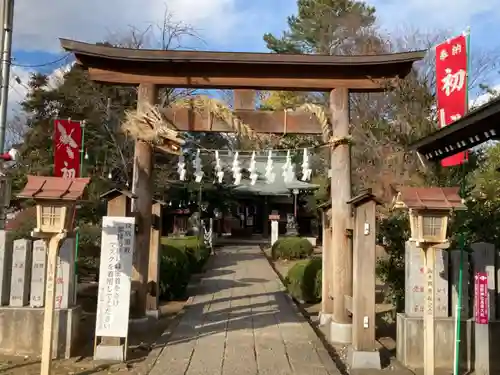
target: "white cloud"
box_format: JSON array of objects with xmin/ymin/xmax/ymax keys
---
[
  {"xmin": 470, "ymin": 83, "xmax": 500, "ymax": 109},
  {"xmin": 8, "ymin": 63, "xmax": 72, "ymax": 118},
  {"xmin": 13, "ymin": 0, "xmax": 241, "ymax": 52},
  {"xmin": 372, "ymin": 0, "xmax": 498, "ymax": 34}
]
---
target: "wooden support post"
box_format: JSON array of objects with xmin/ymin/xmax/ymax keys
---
[
  {"xmin": 423, "ymin": 246, "xmax": 435, "ymax": 375},
  {"xmin": 329, "ymin": 87, "xmax": 353, "ymax": 343},
  {"xmin": 40, "ymin": 232, "xmax": 67, "ymax": 375},
  {"xmin": 347, "ymin": 193, "xmax": 381, "ymax": 369},
  {"xmin": 131, "ymin": 83, "xmax": 157, "ymax": 318},
  {"xmin": 146, "ymin": 201, "xmax": 163, "ymax": 317},
  {"xmin": 320, "ymin": 209, "xmax": 333, "ymax": 325}
]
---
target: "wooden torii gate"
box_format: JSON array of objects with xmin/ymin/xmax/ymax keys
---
[{"xmin": 60, "ymin": 39, "xmax": 424, "ymax": 342}]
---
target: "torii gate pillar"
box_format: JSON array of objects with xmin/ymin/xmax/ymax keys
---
[{"xmin": 329, "ymin": 87, "xmax": 353, "ymax": 343}]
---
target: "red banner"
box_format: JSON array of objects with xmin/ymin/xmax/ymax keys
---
[
  {"xmin": 53, "ymin": 119, "xmax": 82, "ymax": 179},
  {"xmin": 474, "ymin": 272, "xmax": 488, "ymax": 324},
  {"xmin": 435, "ymin": 34, "xmax": 468, "ymax": 167}
]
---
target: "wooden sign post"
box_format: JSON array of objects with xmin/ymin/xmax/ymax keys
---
[
  {"xmin": 423, "ymin": 246, "xmax": 435, "ymax": 375},
  {"xmin": 346, "ymin": 189, "xmax": 381, "ymax": 370},
  {"xmin": 16, "ymin": 176, "xmax": 90, "ymax": 375},
  {"xmin": 147, "ymin": 199, "xmax": 165, "ymax": 317},
  {"xmin": 392, "ymin": 186, "xmax": 466, "ymax": 375}
]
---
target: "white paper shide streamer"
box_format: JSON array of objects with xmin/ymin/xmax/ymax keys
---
[
  {"xmin": 177, "ymin": 155, "xmax": 186, "ymax": 181},
  {"xmin": 249, "ymin": 151, "xmax": 258, "ymax": 185},
  {"xmin": 282, "ymin": 150, "xmax": 295, "ymax": 183},
  {"xmin": 264, "ymin": 150, "xmax": 275, "ymax": 184},
  {"xmin": 214, "ymin": 150, "xmax": 224, "ymax": 183},
  {"xmin": 301, "ymin": 148, "xmax": 312, "ymax": 181},
  {"xmin": 232, "ymin": 152, "xmax": 242, "ymax": 185},
  {"xmin": 193, "ymin": 149, "xmax": 204, "ymax": 183}
]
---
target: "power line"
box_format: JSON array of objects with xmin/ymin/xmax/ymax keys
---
[{"xmin": 11, "ymin": 53, "xmax": 71, "ymax": 68}]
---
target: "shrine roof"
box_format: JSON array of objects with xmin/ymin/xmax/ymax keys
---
[
  {"xmin": 18, "ymin": 176, "xmax": 90, "ymax": 201},
  {"xmin": 410, "ymin": 96, "xmax": 500, "ymax": 161},
  {"xmin": 391, "ymin": 186, "xmax": 465, "ymax": 211},
  {"xmin": 60, "ymin": 39, "xmax": 426, "ymax": 91},
  {"xmin": 100, "ymin": 188, "xmax": 136, "ymax": 200}
]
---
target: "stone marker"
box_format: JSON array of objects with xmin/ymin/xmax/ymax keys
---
[
  {"xmin": 471, "ymin": 242, "xmax": 495, "ymax": 375},
  {"xmin": 271, "ymin": 220, "xmax": 279, "ymax": 246},
  {"xmin": 0, "ymin": 230, "xmax": 12, "ymax": 305},
  {"xmin": 55, "ymin": 238, "xmax": 75, "ymax": 309},
  {"xmin": 434, "ymin": 248, "xmax": 449, "ymax": 317},
  {"xmin": 10, "ymin": 239, "xmax": 32, "ymax": 307},
  {"xmin": 405, "ymin": 241, "xmax": 449, "ymax": 317},
  {"xmin": 30, "ymin": 240, "xmax": 47, "ymax": 307},
  {"xmin": 472, "ymin": 242, "xmax": 495, "ymax": 318}
]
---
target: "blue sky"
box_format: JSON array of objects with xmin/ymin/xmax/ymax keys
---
[{"xmin": 8, "ymin": 0, "xmax": 500, "ymax": 112}]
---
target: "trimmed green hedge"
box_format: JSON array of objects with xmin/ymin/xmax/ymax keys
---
[
  {"xmin": 159, "ymin": 244, "xmax": 190, "ymax": 301},
  {"xmin": 162, "ymin": 236, "xmax": 210, "ymax": 273},
  {"xmin": 159, "ymin": 236, "xmax": 211, "ymax": 301},
  {"xmin": 271, "ymin": 237, "xmax": 313, "ymax": 260},
  {"xmin": 285, "ymin": 257, "xmax": 322, "ymax": 303}
]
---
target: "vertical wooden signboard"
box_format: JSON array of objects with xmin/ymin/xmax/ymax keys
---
[{"xmin": 94, "ymin": 216, "xmax": 136, "ymax": 361}]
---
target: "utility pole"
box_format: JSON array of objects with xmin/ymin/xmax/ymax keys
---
[
  {"xmin": 0, "ymin": 0, "xmax": 6, "ymax": 80},
  {"xmin": 0, "ymin": 0, "xmax": 14, "ymax": 153}
]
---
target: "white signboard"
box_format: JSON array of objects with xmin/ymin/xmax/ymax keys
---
[{"xmin": 95, "ymin": 216, "xmax": 135, "ymax": 338}]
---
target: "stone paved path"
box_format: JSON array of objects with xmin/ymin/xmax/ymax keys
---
[{"xmin": 149, "ymin": 245, "xmax": 341, "ymax": 375}]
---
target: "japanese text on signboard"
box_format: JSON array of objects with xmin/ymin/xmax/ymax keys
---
[
  {"xmin": 95, "ymin": 217, "xmax": 135, "ymax": 338},
  {"xmin": 474, "ymin": 272, "xmax": 488, "ymax": 324},
  {"xmin": 53, "ymin": 119, "xmax": 82, "ymax": 179},
  {"xmin": 435, "ymin": 34, "xmax": 468, "ymax": 166}
]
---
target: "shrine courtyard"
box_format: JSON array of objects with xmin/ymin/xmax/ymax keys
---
[{"xmin": 0, "ymin": 244, "xmax": 433, "ymax": 375}]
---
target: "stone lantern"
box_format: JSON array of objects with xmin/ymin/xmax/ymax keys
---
[
  {"xmin": 391, "ymin": 186, "xmax": 466, "ymax": 375},
  {"xmin": 17, "ymin": 175, "xmax": 90, "ymax": 375}
]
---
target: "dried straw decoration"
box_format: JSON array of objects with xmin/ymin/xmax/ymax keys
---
[
  {"xmin": 173, "ymin": 95, "xmax": 261, "ymax": 141},
  {"xmin": 297, "ymin": 103, "xmax": 332, "ymax": 142},
  {"xmin": 121, "ymin": 102, "xmax": 185, "ymax": 155}
]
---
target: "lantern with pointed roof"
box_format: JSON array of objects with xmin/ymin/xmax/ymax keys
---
[
  {"xmin": 391, "ymin": 186, "xmax": 466, "ymax": 246},
  {"xmin": 17, "ymin": 176, "xmax": 90, "ymax": 236}
]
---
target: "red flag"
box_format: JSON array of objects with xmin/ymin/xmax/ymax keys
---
[
  {"xmin": 435, "ymin": 34, "xmax": 468, "ymax": 167},
  {"xmin": 53, "ymin": 119, "xmax": 82, "ymax": 178}
]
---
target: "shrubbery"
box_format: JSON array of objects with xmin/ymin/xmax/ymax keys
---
[
  {"xmin": 159, "ymin": 244, "xmax": 191, "ymax": 300},
  {"xmin": 284, "ymin": 257, "xmax": 322, "ymax": 303},
  {"xmin": 159, "ymin": 236, "xmax": 211, "ymax": 301},
  {"xmin": 162, "ymin": 236, "xmax": 210, "ymax": 273},
  {"xmin": 271, "ymin": 237, "xmax": 313, "ymax": 260}
]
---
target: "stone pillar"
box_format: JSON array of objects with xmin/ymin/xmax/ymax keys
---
[
  {"xmin": 55, "ymin": 238, "xmax": 75, "ymax": 309},
  {"xmin": 30, "ymin": 240, "xmax": 47, "ymax": 307},
  {"xmin": 271, "ymin": 220, "xmax": 279, "ymax": 246},
  {"xmin": 450, "ymin": 249, "xmax": 469, "ymax": 318},
  {"xmin": 0, "ymin": 229, "xmax": 12, "ymax": 305},
  {"xmin": 404, "ymin": 241, "xmax": 449, "ymax": 317},
  {"xmin": 329, "ymin": 87, "xmax": 353, "ymax": 344},
  {"xmin": 9, "ymin": 239, "xmax": 32, "ymax": 307},
  {"xmin": 471, "ymin": 242, "xmax": 495, "ymax": 375},
  {"xmin": 472, "ymin": 242, "xmax": 495, "ymax": 318}
]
